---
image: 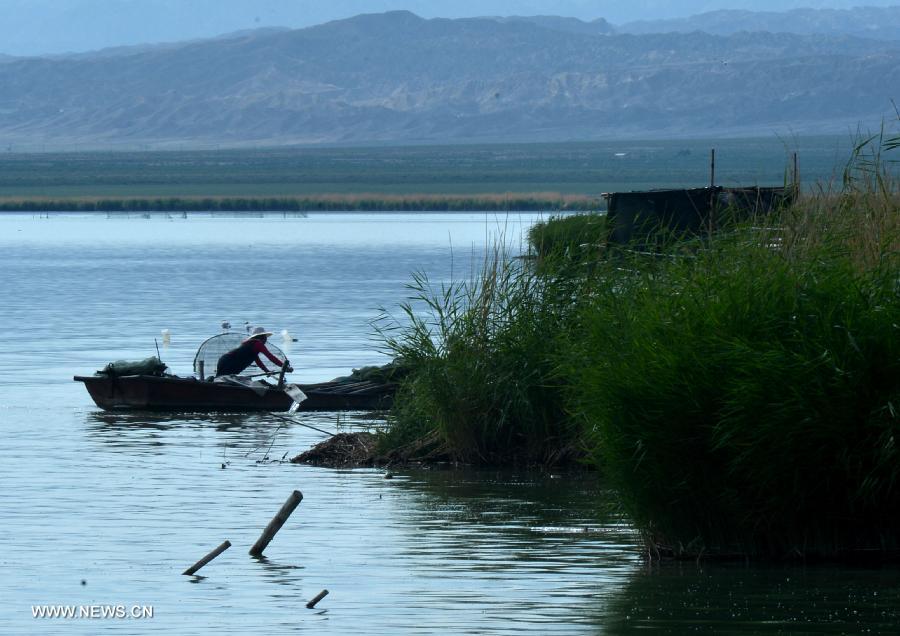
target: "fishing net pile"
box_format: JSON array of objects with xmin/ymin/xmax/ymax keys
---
[{"xmin": 96, "ymin": 357, "xmax": 167, "ymax": 377}]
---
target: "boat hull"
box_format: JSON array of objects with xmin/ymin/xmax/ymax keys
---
[{"xmin": 74, "ymin": 374, "xmax": 393, "ymax": 412}]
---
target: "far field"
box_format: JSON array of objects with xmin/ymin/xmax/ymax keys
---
[{"xmin": 0, "ymin": 136, "xmax": 861, "ymax": 207}]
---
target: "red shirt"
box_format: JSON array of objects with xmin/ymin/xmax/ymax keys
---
[{"xmin": 249, "ymin": 339, "xmax": 284, "ymax": 373}]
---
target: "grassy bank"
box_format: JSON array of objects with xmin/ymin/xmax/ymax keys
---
[
  {"xmin": 377, "ymin": 133, "xmax": 900, "ymax": 559},
  {"xmin": 571, "ymin": 191, "xmax": 899, "ymax": 558},
  {"xmin": 0, "ymin": 193, "xmax": 598, "ymax": 213}
]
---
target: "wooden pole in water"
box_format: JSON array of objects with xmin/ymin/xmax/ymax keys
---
[
  {"xmin": 183, "ymin": 540, "xmax": 231, "ymax": 575},
  {"xmin": 306, "ymin": 589, "xmax": 329, "ymax": 609},
  {"xmin": 249, "ymin": 490, "xmax": 303, "ymax": 557},
  {"xmin": 277, "ymin": 363, "xmax": 287, "ymax": 389},
  {"xmin": 709, "ymin": 148, "xmax": 717, "ymax": 235},
  {"xmin": 792, "ymin": 152, "xmax": 800, "ymax": 193}
]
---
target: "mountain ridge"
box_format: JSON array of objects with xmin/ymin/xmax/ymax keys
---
[
  {"xmin": 620, "ymin": 6, "xmax": 900, "ymax": 40},
  {"xmin": 0, "ymin": 10, "xmax": 897, "ymax": 149},
  {"xmin": 2, "ymin": 1, "xmax": 899, "ymax": 56}
]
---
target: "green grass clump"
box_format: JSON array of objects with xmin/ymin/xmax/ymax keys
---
[
  {"xmin": 374, "ymin": 248, "xmax": 580, "ymax": 465},
  {"xmin": 527, "ymin": 212, "xmax": 607, "ymax": 265}
]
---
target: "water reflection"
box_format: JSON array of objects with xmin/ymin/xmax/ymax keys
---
[
  {"xmin": 383, "ymin": 468, "xmax": 638, "ymax": 605},
  {"xmin": 82, "ymin": 411, "xmax": 284, "ymax": 455},
  {"xmin": 81, "ymin": 409, "xmax": 384, "ymax": 460},
  {"xmin": 603, "ymin": 561, "xmax": 900, "ymax": 633},
  {"xmin": 85, "ymin": 410, "xmax": 270, "ymax": 430},
  {"xmin": 253, "ymin": 555, "xmax": 307, "ymax": 590}
]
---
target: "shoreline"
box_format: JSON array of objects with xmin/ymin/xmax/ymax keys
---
[
  {"xmin": 291, "ymin": 431, "xmax": 588, "ymax": 471},
  {"xmin": 0, "ymin": 193, "xmax": 601, "ymax": 213}
]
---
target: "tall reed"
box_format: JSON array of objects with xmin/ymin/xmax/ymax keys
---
[
  {"xmin": 527, "ymin": 212, "xmax": 607, "ymax": 260},
  {"xmin": 374, "ymin": 244, "xmax": 580, "ymax": 465}
]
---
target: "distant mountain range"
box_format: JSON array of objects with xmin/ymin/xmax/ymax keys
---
[
  {"xmin": 620, "ymin": 6, "xmax": 900, "ymax": 40},
  {"xmin": 0, "ymin": 8, "xmax": 898, "ymax": 149},
  {"xmin": 4, "ymin": 1, "xmax": 895, "ymax": 56},
  {"xmin": 490, "ymin": 15, "xmax": 615, "ymax": 36}
]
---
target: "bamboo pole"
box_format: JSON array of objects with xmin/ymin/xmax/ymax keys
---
[
  {"xmin": 249, "ymin": 490, "xmax": 303, "ymax": 556},
  {"xmin": 306, "ymin": 589, "xmax": 329, "ymax": 609},
  {"xmin": 709, "ymin": 148, "xmax": 717, "ymax": 235},
  {"xmin": 183, "ymin": 540, "xmax": 231, "ymax": 575}
]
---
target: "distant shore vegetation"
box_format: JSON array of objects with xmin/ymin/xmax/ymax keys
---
[
  {"xmin": 0, "ymin": 137, "xmax": 855, "ymax": 201},
  {"xmin": 0, "ymin": 193, "xmax": 599, "ymax": 213}
]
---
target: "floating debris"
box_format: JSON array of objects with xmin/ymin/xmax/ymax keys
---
[
  {"xmin": 291, "ymin": 430, "xmax": 453, "ymax": 468},
  {"xmin": 292, "ymin": 433, "xmax": 379, "ymax": 468}
]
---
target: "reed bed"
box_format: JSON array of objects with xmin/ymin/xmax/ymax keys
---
[
  {"xmin": 572, "ymin": 139, "xmax": 899, "ymax": 557},
  {"xmin": 527, "ymin": 212, "xmax": 608, "ymax": 264},
  {"xmin": 570, "ymin": 192, "xmax": 899, "ymax": 557},
  {"xmin": 374, "ymin": 246, "xmax": 581, "ymax": 465},
  {"xmin": 0, "ymin": 192, "xmax": 598, "ymax": 213},
  {"xmin": 379, "ymin": 132, "xmax": 900, "ymax": 559}
]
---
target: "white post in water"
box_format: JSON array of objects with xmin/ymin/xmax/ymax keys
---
[{"xmin": 249, "ymin": 491, "xmax": 303, "ymax": 557}]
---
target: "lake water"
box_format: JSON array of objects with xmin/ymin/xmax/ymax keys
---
[{"xmin": 1, "ymin": 213, "xmax": 897, "ymax": 635}]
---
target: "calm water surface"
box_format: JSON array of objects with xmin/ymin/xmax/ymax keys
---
[{"xmin": 0, "ymin": 213, "xmax": 897, "ymax": 635}]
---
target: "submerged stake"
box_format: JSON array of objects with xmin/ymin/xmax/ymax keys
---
[
  {"xmin": 249, "ymin": 490, "xmax": 303, "ymax": 557},
  {"xmin": 182, "ymin": 540, "xmax": 231, "ymax": 576},
  {"xmin": 306, "ymin": 589, "xmax": 329, "ymax": 609}
]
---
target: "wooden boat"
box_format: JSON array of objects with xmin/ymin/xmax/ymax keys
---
[
  {"xmin": 74, "ymin": 374, "xmax": 394, "ymax": 412},
  {"xmin": 75, "ymin": 332, "xmax": 400, "ymax": 412}
]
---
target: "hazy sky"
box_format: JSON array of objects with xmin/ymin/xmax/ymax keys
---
[{"xmin": 2, "ymin": 0, "xmax": 898, "ymax": 56}]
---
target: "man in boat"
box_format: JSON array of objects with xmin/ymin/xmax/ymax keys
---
[{"xmin": 216, "ymin": 327, "xmax": 292, "ymax": 377}]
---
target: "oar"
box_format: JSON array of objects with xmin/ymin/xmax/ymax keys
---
[
  {"xmin": 243, "ymin": 370, "xmax": 283, "ymax": 379},
  {"xmin": 269, "ymin": 412, "xmax": 335, "ymax": 437}
]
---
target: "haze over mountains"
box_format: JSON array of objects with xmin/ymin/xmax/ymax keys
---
[
  {"xmin": 0, "ymin": 7, "xmax": 898, "ymax": 149},
  {"xmin": 3, "ymin": 1, "xmax": 897, "ymax": 56},
  {"xmin": 621, "ymin": 6, "xmax": 900, "ymax": 39}
]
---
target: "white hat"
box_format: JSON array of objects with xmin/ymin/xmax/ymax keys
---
[{"xmin": 246, "ymin": 326, "xmax": 273, "ymax": 340}]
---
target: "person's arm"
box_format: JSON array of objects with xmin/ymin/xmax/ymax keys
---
[
  {"xmin": 254, "ymin": 355, "xmax": 271, "ymax": 373},
  {"xmin": 252, "ymin": 340, "xmax": 283, "ymax": 371}
]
